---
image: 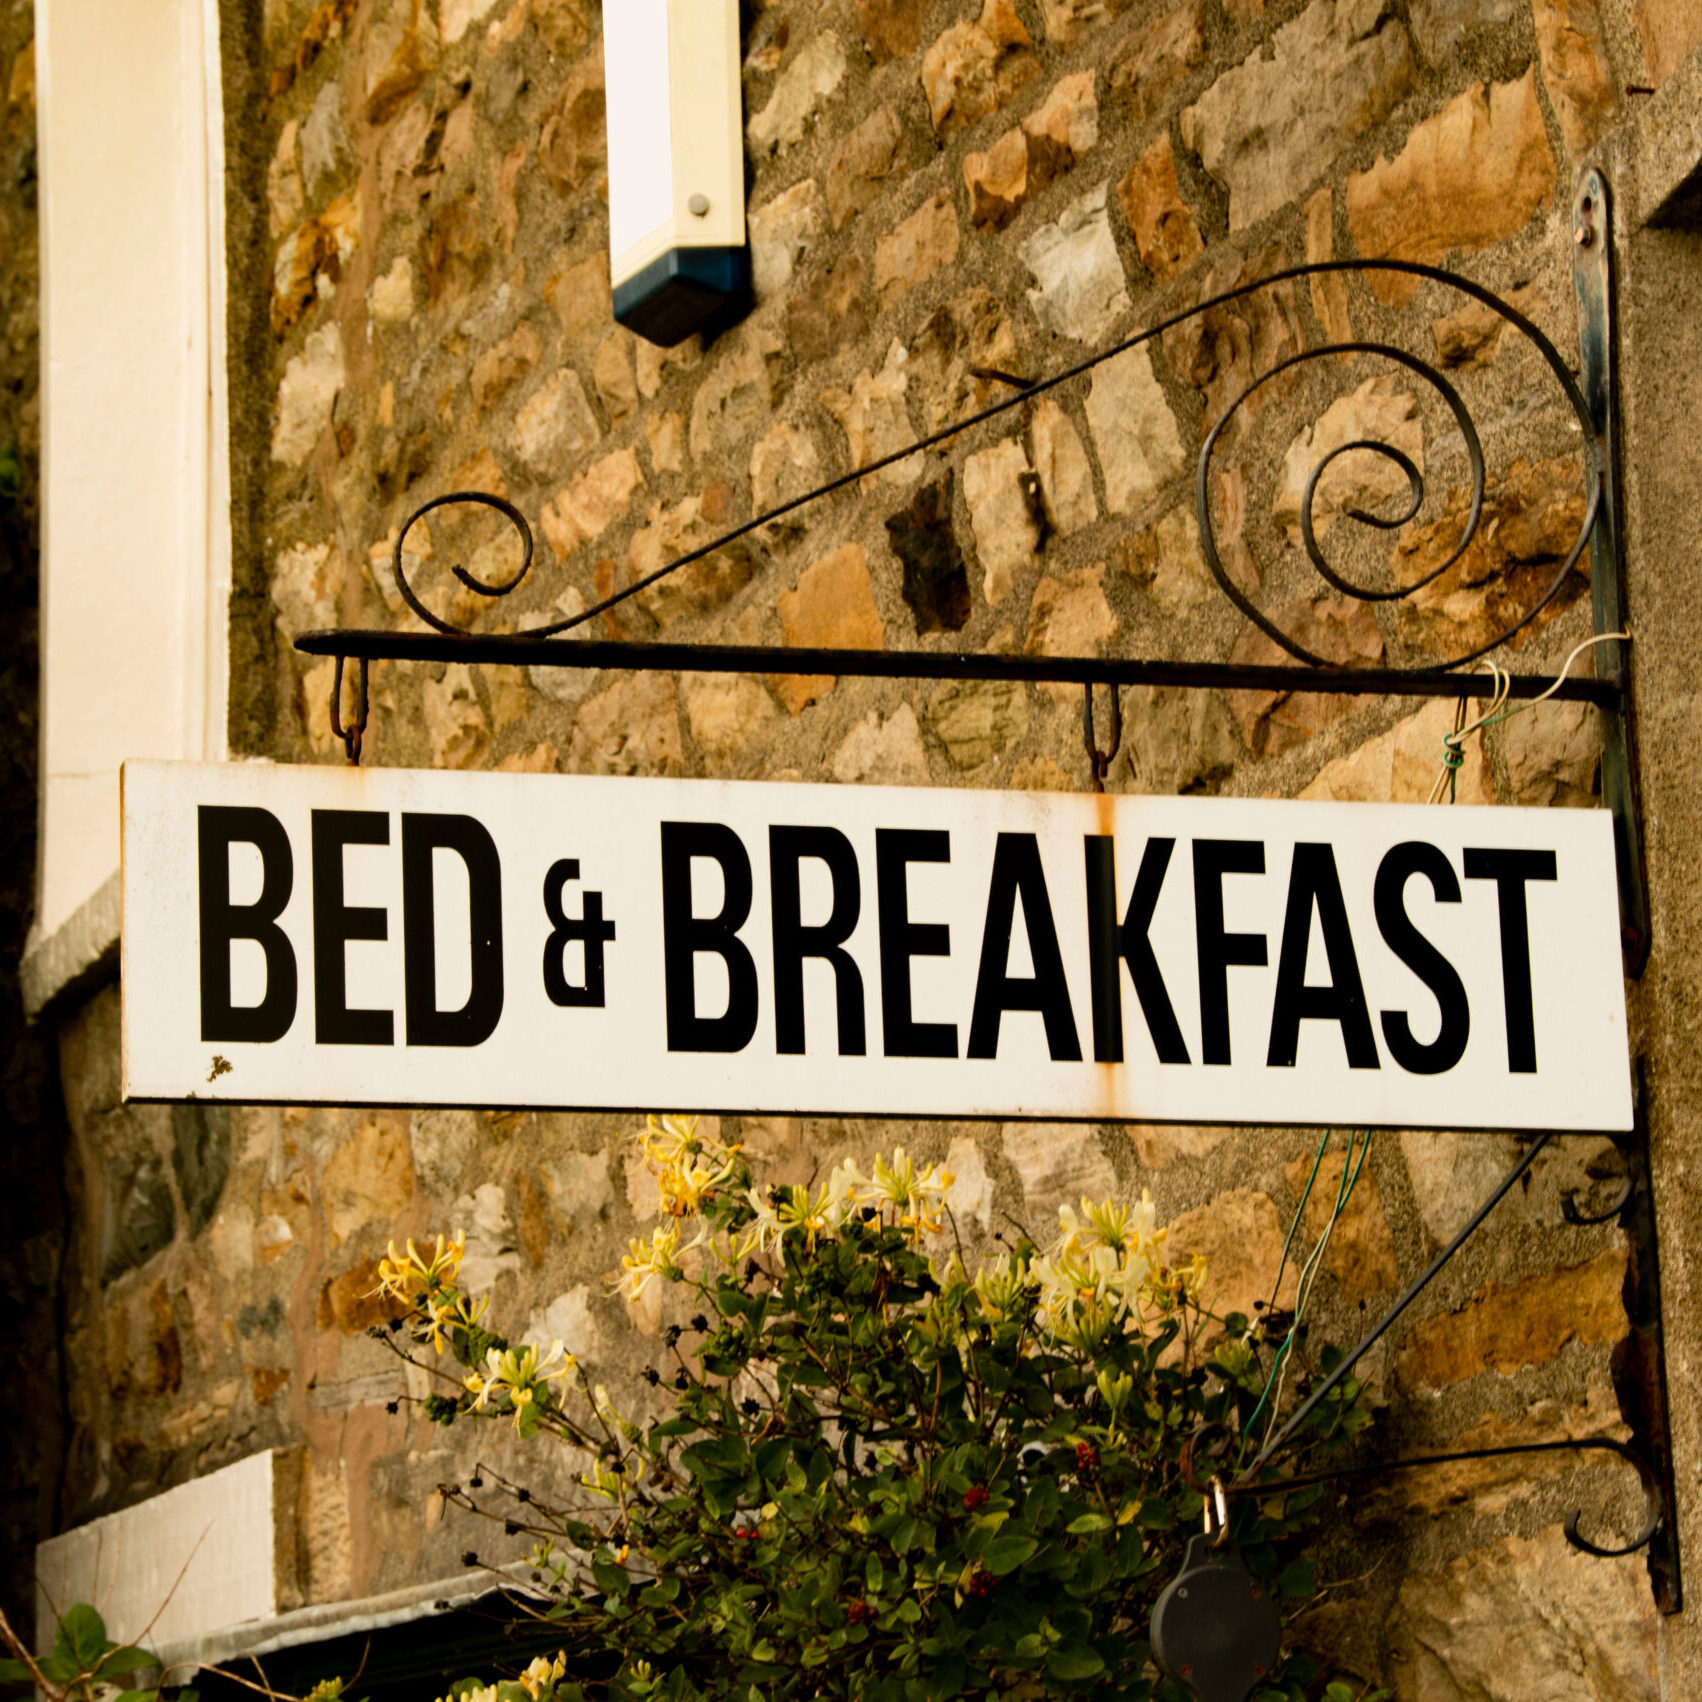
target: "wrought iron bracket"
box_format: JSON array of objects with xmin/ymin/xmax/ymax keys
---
[
  {"xmin": 1574, "ymin": 169, "xmax": 1651, "ymax": 975},
  {"xmin": 295, "ymin": 180, "xmax": 1651, "ymax": 972},
  {"xmin": 286, "ymin": 171, "xmax": 1676, "ymax": 1611},
  {"xmin": 1187, "ymin": 1070, "xmax": 1679, "ymax": 1613}
]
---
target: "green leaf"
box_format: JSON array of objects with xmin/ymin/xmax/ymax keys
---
[
  {"xmin": 115, "ymin": 1688, "xmax": 161, "ymax": 1702},
  {"xmin": 101, "ymin": 1647, "xmax": 163, "ymax": 1676},
  {"xmin": 1065, "ymin": 1512, "xmax": 1111, "ymax": 1535},
  {"xmin": 60, "ymin": 1604, "xmax": 109, "ymax": 1670},
  {"xmin": 1045, "ymin": 1644, "xmax": 1105, "ymax": 1682},
  {"xmin": 982, "ymin": 1534, "xmax": 1038, "ymax": 1576},
  {"xmin": 0, "ymin": 1661, "xmax": 33, "ymax": 1685}
]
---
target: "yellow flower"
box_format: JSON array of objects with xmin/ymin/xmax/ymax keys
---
[
  {"xmin": 373, "ymin": 1232, "xmax": 465, "ymax": 1304},
  {"xmin": 615, "ymin": 1224, "xmax": 697, "ymax": 1301},
  {"xmin": 866, "ymin": 1146, "xmax": 955, "ymax": 1239},
  {"xmin": 519, "ymin": 1654, "xmax": 566, "ymax": 1699},
  {"xmin": 462, "ymin": 1341, "xmax": 577, "ymax": 1430}
]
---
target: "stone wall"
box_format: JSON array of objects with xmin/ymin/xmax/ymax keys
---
[
  {"xmin": 0, "ymin": 1, "xmax": 68, "ymax": 1639},
  {"xmin": 42, "ymin": 0, "xmax": 1702, "ymax": 1695}
]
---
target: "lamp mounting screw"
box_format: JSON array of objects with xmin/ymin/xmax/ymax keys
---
[{"xmin": 688, "ymin": 193, "xmax": 710, "ymax": 217}]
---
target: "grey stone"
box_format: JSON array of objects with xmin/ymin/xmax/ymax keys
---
[
  {"xmin": 101, "ymin": 1125, "xmax": 176, "ymax": 1284},
  {"xmin": 1181, "ymin": 0, "xmax": 1416, "ymax": 230},
  {"xmin": 1020, "ymin": 184, "xmax": 1131, "ymax": 343},
  {"xmin": 1002, "ymin": 1122, "xmax": 1118, "ymax": 1233},
  {"xmin": 1083, "ymin": 346, "xmax": 1184, "ymax": 517},
  {"xmin": 747, "ymin": 32, "xmax": 848, "ymax": 157},
  {"xmin": 1121, "ymin": 685, "xmax": 1240, "ymax": 795},
  {"xmin": 1410, "ymin": 0, "xmax": 1516, "ymax": 62},
  {"xmin": 1386, "ymin": 1526, "xmax": 1658, "ymax": 1701},
  {"xmin": 928, "ymin": 679, "xmax": 1029, "ymax": 770},
  {"xmin": 301, "ymin": 79, "xmax": 350, "ymax": 197},
  {"xmin": 171, "ymin": 1104, "xmax": 231, "ymax": 1238},
  {"xmin": 962, "ymin": 439, "xmax": 1041, "ymax": 605}
]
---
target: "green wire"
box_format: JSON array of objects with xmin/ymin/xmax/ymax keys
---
[{"xmin": 1239, "ymin": 1130, "xmax": 1372, "ymax": 1451}]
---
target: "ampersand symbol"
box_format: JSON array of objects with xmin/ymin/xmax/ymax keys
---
[{"xmin": 543, "ymin": 859, "xmax": 617, "ymax": 1008}]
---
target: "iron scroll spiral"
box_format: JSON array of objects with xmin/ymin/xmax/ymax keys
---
[
  {"xmin": 380, "ymin": 261, "xmax": 1604, "ymax": 670},
  {"xmin": 394, "ymin": 489, "xmax": 536, "ymax": 636}
]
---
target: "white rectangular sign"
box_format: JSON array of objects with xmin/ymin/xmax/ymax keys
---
[{"xmin": 120, "ymin": 761, "xmax": 1633, "ymax": 1131}]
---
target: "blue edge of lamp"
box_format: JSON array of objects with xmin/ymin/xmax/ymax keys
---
[{"xmin": 613, "ymin": 244, "xmax": 752, "ymax": 349}]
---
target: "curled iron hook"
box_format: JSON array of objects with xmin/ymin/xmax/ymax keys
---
[
  {"xmin": 1082, "ymin": 683, "xmax": 1122, "ymax": 793},
  {"xmin": 1561, "ymin": 1178, "xmax": 1634, "ymax": 1226},
  {"xmin": 330, "ymin": 653, "xmax": 369, "ymax": 765}
]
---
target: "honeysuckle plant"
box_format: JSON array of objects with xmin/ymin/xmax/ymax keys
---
[{"xmin": 359, "ymin": 1116, "xmax": 1384, "ymax": 1702}]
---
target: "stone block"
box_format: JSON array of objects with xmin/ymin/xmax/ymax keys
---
[
  {"xmin": 1029, "ymin": 400, "xmax": 1098, "ymax": 536},
  {"xmin": 511, "ymin": 369, "xmax": 601, "ymax": 477},
  {"xmin": 1227, "ymin": 595, "xmax": 1385, "ymax": 756},
  {"xmin": 423, "ymin": 662, "xmax": 492, "ymax": 770},
  {"xmin": 831, "ymin": 704, "xmax": 932, "ymax": 785},
  {"xmin": 538, "ymin": 57, "xmax": 606, "ymax": 193},
  {"xmin": 683, "ymin": 672, "xmax": 778, "ymax": 763},
  {"xmin": 750, "ymin": 178, "xmax": 825, "ymax": 301},
  {"xmin": 964, "ymin": 128, "xmax": 1031, "ymax": 231},
  {"xmin": 1281, "ymin": 1145, "xmax": 1398, "ymax": 1303},
  {"xmin": 1001, "ymin": 1122, "xmax": 1118, "ymax": 1232},
  {"xmin": 774, "ymin": 544, "xmax": 886, "ymax": 714},
  {"xmin": 272, "ymin": 323, "xmax": 345, "ymax": 467},
  {"xmin": 748, "ymin": 31, "xmax": 848, "ymax": 157},
  {"xmin": 1166, "ymin": 1189, "xmax": 1300, "ymax": 1318},
  {"xmin": 1633, "ymin": 0, "xmax": 1702, "ymax": 85},
  {"xmin": 567, "ymin": 674, "xmax": 685, "ymax": 776},
  {"xmin": 1390, "ymin": 456, "xmax": 1589, "ymax": 659},
  {"xmin": 541, "ymin": 448, "xmax": 645, "ymax": 560},
  {"xmin": 171, "ymin": 1104, "xmax": 231, "ymax": 1239},
  {"xmin": 927, "ymin": 679, "xmax": 1029, "ymax": 770},
  {"xmin": 907, "ymin": 290, "xmax": 1023, "ymax": 432},
  {"xmin": 826, "ymin": 105, "xmax": 904, "ymax": 230},
  {"xmin": 1410, "ymin": 0, "xmax": 1515, "ymax": 62},
  {"xmin": 886, "ymin": 473, "xmax": 973, "ymax": 635},
  {"xmin": 1106, "ymin": 1, "xmax": 1205, "ymax": 128},
  {"xmin": 856, "ymin": 0, "xmax": 930, "ymax": 61},
  {"xmin": 321, "ymin": 1116, "xmax": 414, "ymax": 1249},
  {"xmin": 1300, "ymin": 698, "xmax": 1493, "ymax": 805},
  {"xmin": 1501, "ymin": 698, "xmax": 1601, "ymax": 806},
  {"xmin": 1121, "ymin": 685, "xmax": 1240, "ymax": 795},
  {"xmin": 921, "ymin": 0, "xmax": 1038, "ymax": 136},
  {"xmin": 963, "ymin": 438, "xmax": 1041, "ymax": 605},
  {"xmin": 689, "ymin": 328, "xmax": 783, "ymax": 464},
  {"xmin": 1083, "ymin": 345, "xmax": 1184, "ymax": 517},
  {"xmin": 1347, "ymin": 72, "xmax": 1558, "ymax": 306},
  {"xmin": 1022, "ymin": 70, "xmax": 1099, "ymax": 188},
  {"xmin": 1385, "ymin": 1528, "xmax": 1658, "ymax": 1700},
  {"xmin": 1021, "ymin": 184, "xmax": 1131, "ymax": 343},
  {"xmin": 1119, "ymin": 134, "xmax": 1204, "ymax": 282},
  {"xmin": 1533, "ymin": 0, "xmax": 1617, "ymax": 158},
  {"xmin": 1025, "ymin": 567, "xmax": 1118, "ymax": 685},
  {"xmin": 1395, "ymin": 1250, "xmax": 1627, "ymax": 1388},
  {"xmin": 1304, "ymin": 187, "xmax": 1353, "ymax": 346},
  {"xmin": 943, "ymin": 1136, "xmax": 996, "ymax": 1234},
  {"xmin": 787, "ymin": 254, "xmax": 870, "ymax": 365},
  {"xmin": 470, "ymin": 322, "xmax": 543, "ymax": 413},
  {"xmin": 874, "ymin": 191, "xmax": 960, "ymax": 305},
  {"xmin": 630, "ymin": 493, "xmax": 759, "ymax": 628},
  {"xmin": 1161, "ymin": 244, "xmax": 1304, "ymax": 437},
  {"xmin": 819, "ymin": 343, "xmax": 921, "ymax": 487},
  {"xmin": 1430, "ymin": 283, "xmax": 1543, "ymax": 368},
  {"xmin": 1273, "ymin": 375, "xmax": 1424, "ymax": 542},
  {"xmin": 1118, "ymin": 505, "xmax": 1214, "ymax": 616},
  {"xmin": 750, "ymin": 422, "xmax": 824, "ymax": 519},
  {"xmin": 1181, "ymin": 0, "xmax": 1415, "ymax": 231}
]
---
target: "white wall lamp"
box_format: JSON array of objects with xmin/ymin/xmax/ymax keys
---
[{"xmin": 603, "ymin": 0, "xmax": 750, "ymax": 347}]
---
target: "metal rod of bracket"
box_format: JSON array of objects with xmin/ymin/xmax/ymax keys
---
[{"xmin": 294, "ymin": 630, "xmax": 1621, "ymax": 706}]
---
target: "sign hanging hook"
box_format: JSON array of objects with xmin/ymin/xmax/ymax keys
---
[
  {"xmin": 1082, "ymin": 682, "xmax": 1121, "ymax": 793},
  {"xmin": 331, "ymin": 654, "xmax": 370, "ymax": 766}
]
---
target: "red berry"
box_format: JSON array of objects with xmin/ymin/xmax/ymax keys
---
[
  {"xmin": 963, "ymin": 1486, "xmax": 990, "ymax": 1511},
  {"xmin": 1075, "ymin": 1441, "xmax": 1099, "ymax": 1472}
]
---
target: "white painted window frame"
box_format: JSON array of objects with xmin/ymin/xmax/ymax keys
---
[{"xmin": 24, "ymin": 0, "xmax": 230, "ymax": 1016}]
